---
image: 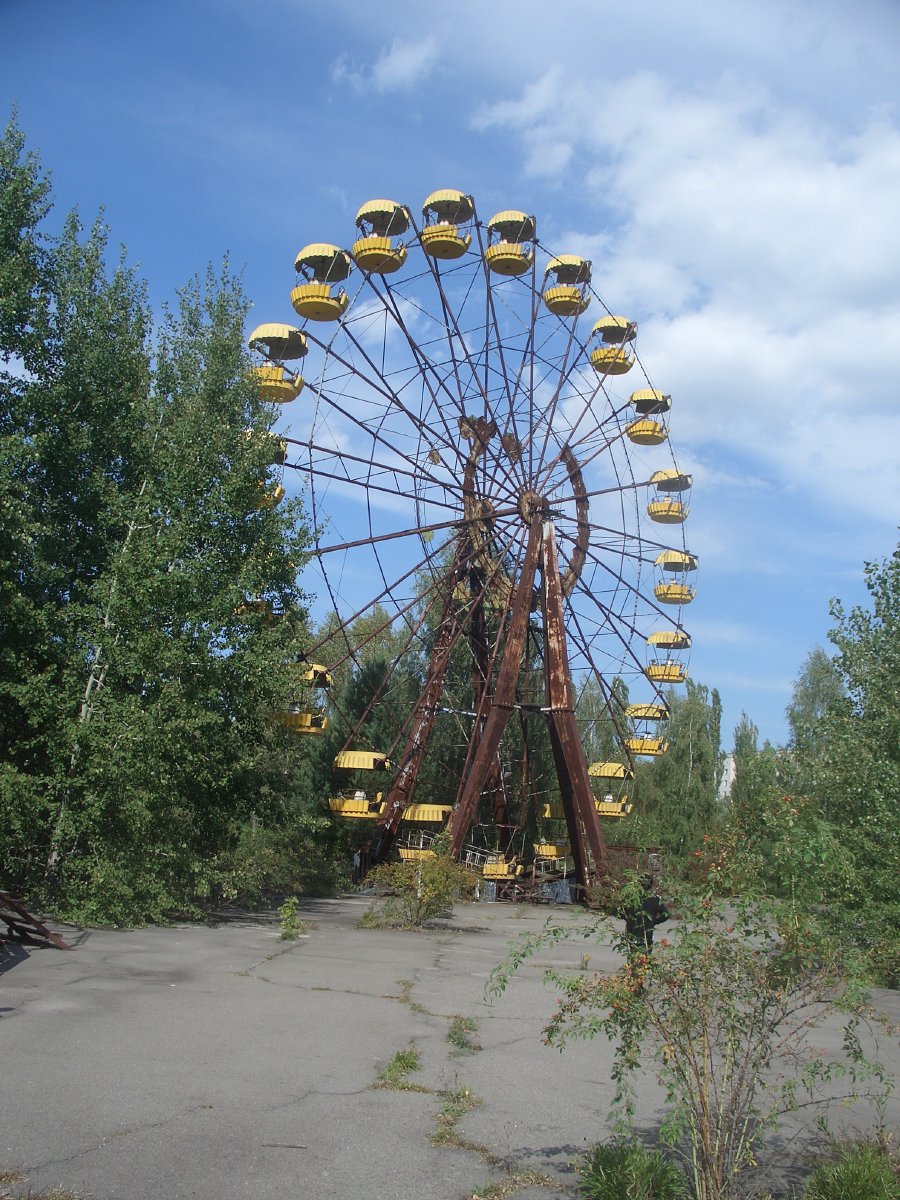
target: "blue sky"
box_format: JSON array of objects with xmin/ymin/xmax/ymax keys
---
[{"xmin": 5, "ymin": 0, "xmax": 899, "ymax": 749}]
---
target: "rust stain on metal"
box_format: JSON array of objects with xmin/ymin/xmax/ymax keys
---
[
  {"xmin": 449, "ymin": 519, "xmax": 542, "ymax": 856},
  {"xmin": 542, "ymin": 521, "xmax": 611, "ymax": 886},
  {"xmin": 448, "ymin": 519, "xmax": 610, "ymax": 891},
  {"xmin": 373, "ymin": 543, "xmax": 470, "ymax": 859}
]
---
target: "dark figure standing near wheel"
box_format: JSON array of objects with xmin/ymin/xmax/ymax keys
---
[{"xmin": 623, "ymin": 873, "xmax": 669, "ymax": 955}]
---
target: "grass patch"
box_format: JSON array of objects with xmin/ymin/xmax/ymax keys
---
[
  {"xmin": 430, "ymin": 1089, "xmax": 555, "ymax": 1194},
  {"xmin": 394, "ymin": 977, "xmax": 428, "ymax": 1013},
  {"xmin": 0, "ymin": 1183, "xmax": 81, "ymax": 1200},
  {"xmin": 356, "ymin": 907, "xmax": 385, "ymax": 929},
  {"xmin": 447, "ymin": 1015, "xmax": 481, "ymax": 1053},
  {"xmin": 375, "ymin": 1047, "xmax": 428, "ymax": 1091},
  {"xmin": 470, "ymin": 1173, "xmax": 555, "ymax": 1198},
  {"xmin": 430, "ymin": 1087, "xmax": 481, "ymax": 1147}
]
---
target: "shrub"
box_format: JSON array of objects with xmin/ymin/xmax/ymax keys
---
[
  {"xmin": 489, "ymin": 882, "xmax": 893, "ymax": 1200},
  {"xmin": 801, "ymin": 1138, "xmax": 899, "ymax": 1200},
  {"xmin": 579, "ymin": 1139, "xmax": 689, "ymax": 1200},
  {"xmin": 210, "ymin": 819, "xmax": 339, "ymax": 908},
  {"xmin": 279, "ymin": 894, "xmax": 303, "ymax": 939},
  {"xmin": 361, "ymin": 851, "xmax": 476, "ymax": 928}
]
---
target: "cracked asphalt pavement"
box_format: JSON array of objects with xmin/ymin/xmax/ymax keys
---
[{"xmin": 2, "ymin": 896, "xmax": 898, "ymax": 1200}]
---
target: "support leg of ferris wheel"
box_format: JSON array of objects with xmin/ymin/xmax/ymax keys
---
[
  {"xmin": 468, "ymin": 581, "xmax": 511, "ymax": 845},
  {"xmin": 448, "ymin": 520, "xmax": 542, "ymax": 857},
  {"xmin": 541, "ymin": 520, "xmax": 611, "ymax": 891},
  {"xmin": 448, "ymin": 518, "xmax": 611, "ymax": 897},
  {"xmin": 372, "ymin": 541, "xmax": 470, "ymax": 859}
]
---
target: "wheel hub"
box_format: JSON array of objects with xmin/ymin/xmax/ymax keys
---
[{"xmin": 517, "ymin": 488, "xmax": 547, "ymax": 525}]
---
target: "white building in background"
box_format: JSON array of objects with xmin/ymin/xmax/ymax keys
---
[{"xmin": 718, "ymin": 753, "xmax": 736, "ymax": 803}]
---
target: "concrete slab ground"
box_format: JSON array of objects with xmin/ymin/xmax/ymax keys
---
[{"xmin": 2, "ymin": 896, "xmax": 897, "ymax": 1200}]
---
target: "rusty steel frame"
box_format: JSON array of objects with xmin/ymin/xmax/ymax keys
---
[
  {"xmin": 541, "ymin": 521, "xmax": 610, "ymax": 887},
  {"xmin": 447, "ymin": 519, "xmax": 610, "ymax": 895},
  {"xmin": 466, "ymin": 564, "xmax": 511, "ymax": 842},
  {"xmin": 448, "ymin": 519, "xmax": 542, "ymax": 856},
  {"xmin": 372, "ymin": 541, "xmax": 470, "ymax": 856}
]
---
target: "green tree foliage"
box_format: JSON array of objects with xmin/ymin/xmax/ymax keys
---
[
  {"xmin": 578, "ymin": 674, "xmax": 628, "ymax": 765},
  {"xmin": 728, "ymin": 711, "xmax": 780, "ymax": 812},
  {"xmin": 786, "ymin": 645, "xmax": 847, "ymax": 769},
  {"xmin": 0, "ymin": 115, "xmax": 322, "ymax": 921},
  {"xmin": 802, "ymin": 546, "xmax": 900, "ymax": 982},
  {"xmin": 630, "ymin": 681, "xmax": 723, "ymax": 857},
  {"xmin": 0, "ymin": 107, "xmax": 50, "ymax": 357},
  {"xmin": 700, "ymin": 793, "xmax": 857, "ymax": 951},
  {"xmin": 725, "ymin": 546, "xmax": 900, "ymax": 984},
  {"xmin": 312, "ymin": 605, "xmax": 425, "ymax": 808},
  {"xmin": 313, "ymin": 603, "xmax": 412, "ymax": 692}
]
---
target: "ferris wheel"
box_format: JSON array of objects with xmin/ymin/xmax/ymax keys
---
[{"xmin": 248, "ymin": 191, "xmax": 696, "ymax": 895}]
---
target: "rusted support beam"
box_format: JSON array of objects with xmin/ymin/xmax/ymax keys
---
[
  {"xmin": 541, "ymin": 521, "xmax": 611, "ymax": 889},
  {"xmin": 373, "ymin": 545, "xmax": 469, "ymax": 859},
  {"xmin": 448, "ymin": 519, "xmax": 542, "ymax": 856},
  {"xmin": 467, "ymin": 587, "xmax": 511, "ymax": 848}
]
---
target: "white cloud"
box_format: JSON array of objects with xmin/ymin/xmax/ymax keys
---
[
  {"xmin": 330, "ymin": 53, "xmax": 366, "ymax": 92},
  {"xmin": 341, "ymin": 293, "xmax": 423, "ymax": 353},
  {"xmin": 372, "ymin": 36, "xmax": 438, "ymax": 91},
  {"xmin": 473, "ymin": 68, "xmax": 900, "ymax": 536},
  {"xmin": 331, "ymin": 36, "xmax": 439, "ymax": 95},
  {"xmin": 311, "ymin": 0, "xmax": 900, "ymax": 122}
]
